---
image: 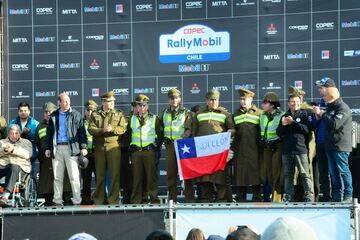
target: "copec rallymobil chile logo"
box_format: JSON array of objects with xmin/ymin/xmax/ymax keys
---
[{"xmin": 159, "ymin": 24, "xmax": 230, "ymax": 63}]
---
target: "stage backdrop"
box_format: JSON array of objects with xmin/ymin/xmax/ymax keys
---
[{"xmin": 4, "ymin": 0, "xmax": 360, "ymax": 121}]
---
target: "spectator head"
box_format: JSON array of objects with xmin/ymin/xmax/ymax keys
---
[
  {"xmin": 186, "ymin": 228, "xmax": 206, "ymax": 240},
  {"xmin": 226, "ymin": 227, "xmax": 260, "ymax": 240},
  {"xmin": 261, "ymin": 217, "xmax": 318, "ymax": 240},
  {"xmin": 68, "ymin": 232, "xmax": 97, "ymax": 240},
  {"xmin": 207, "ymin": 235, "xmax": 225, "ymax": 240},
  {"xmin": 145, "ymin": 229, "xmax": 173, "ymax": 240},
  {"xmin": 17, "ymin": 102, "xmax": 31, "ymax": 120}
]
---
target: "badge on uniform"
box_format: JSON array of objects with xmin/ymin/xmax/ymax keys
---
[{"xmin": 296, "ymin": 118, "xmax": 301, "ymax": 122}]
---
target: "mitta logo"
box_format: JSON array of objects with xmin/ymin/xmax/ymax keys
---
[{"xmin": 159, "ymin": 24, "xmax": 230, "ymax": 63}]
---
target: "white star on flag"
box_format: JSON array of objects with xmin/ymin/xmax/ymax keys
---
[{"xmin": 181, "ymin": 144, "xmax": 190, "ymax": 154}]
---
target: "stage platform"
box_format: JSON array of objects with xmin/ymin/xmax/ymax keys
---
[{"xmin": 0, "ymin": 201, "xmax": 358, "ymax": 240}]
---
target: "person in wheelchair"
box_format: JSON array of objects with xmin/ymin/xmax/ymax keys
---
[{"xmin": 0, "ymin": 124, "xmax": 32, "ymax": 206}]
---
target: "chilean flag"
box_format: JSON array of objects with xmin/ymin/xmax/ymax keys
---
[{"xmin": 174, "ymin": 132, "xmax": 230, "ymax": 180}]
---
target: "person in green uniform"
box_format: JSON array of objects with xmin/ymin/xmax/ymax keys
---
[
  {"xmin": 0, "ymin": 116, "xmax": 7, "ymax": 139},
  {"xmin": 88, "ymin": 91, "xmax": 127, "ymax": 205},
  {"xmin": 192, "ymin": 89, "xmax": 234, "ymax": 203},
  {"xmin": 260, "ymin": 92, "xmax": 284, "ymax": 203},
  {"xmin": 35, "ymin": 102, "xmax": 71, "ymax": 206},
  {"xmin": 232, "ymin": 88, "xmax": 262, "ymax": 202},
  {"xmin": 161, "ymin": 88, "xmax": 195, "ymax": 203},
  {"xmin": 128, "ymin": 94, "xmax": 163, "ymax": 204},
  {"xmin": 119, "ymin": 101, "xmax": 136, "ymax": 204},
  {"xmin": 81, "ymin": 100, "xmax": 98, "ymax": 205}
]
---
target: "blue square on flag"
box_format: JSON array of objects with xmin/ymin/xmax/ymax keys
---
[{"xmin": 177, "ymin": 138, "xmax": 197, "ymax": 159}]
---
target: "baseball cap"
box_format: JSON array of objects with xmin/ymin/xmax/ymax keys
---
[{"xmin": 314, "ymin": 77, "xmax": 336, "ymax": 87}]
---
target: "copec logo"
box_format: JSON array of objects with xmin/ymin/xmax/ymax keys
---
[{"xmin": 159, "ymin": 24, "xmax": 230, "ymax": 63}]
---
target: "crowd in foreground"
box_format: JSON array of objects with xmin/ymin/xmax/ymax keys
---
[
  {"xmin": 0, "ymin": 76, "xmax": 353, "ymax": 206},
  {"xmin": 65, "ymin": 216, "xmax": 318, "ymax": 240}
]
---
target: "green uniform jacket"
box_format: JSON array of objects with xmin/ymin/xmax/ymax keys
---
[
  {"xmin": 88, "ymin": 107, "xmax": 127, "ymax": 147},
  {"xmin": 232, "ymin": 104, "xmax": 262, "ymax": 186},
  {"xmin": 192, "ymin": 106, "xmax": 234, "ymax": 184}
]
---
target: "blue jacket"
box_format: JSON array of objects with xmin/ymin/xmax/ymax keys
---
[
  {"xmin": 45, "ymin": 107, "xmax": 87, "ymax": 157},
  {"xmin": 312, "ymin": 99, "xmax": 326, "ymax": 144},
  {"xmin": 9, "ymin": 116, "xmax": 39, "ymax": 160}
]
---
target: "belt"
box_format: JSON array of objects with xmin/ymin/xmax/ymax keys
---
[
  {"xmin": 130, "ymin": 145, "xmax": 155, "ymax": 152},
  {"xmin": 57, "ymin": 142, "xmax": 69, "ymax": 145}
]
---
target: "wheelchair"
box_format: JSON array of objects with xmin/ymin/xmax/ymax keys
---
[{"xmin": 1, "ymin": 171, "xmax": 38, "ymax": 207}]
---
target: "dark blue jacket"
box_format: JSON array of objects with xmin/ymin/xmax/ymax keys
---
[
  {"xmin": 322, "ymin": 98, "xmax": 352, "ymax": 152},
  {"xmin": 276, "ymin": 109, "xmax": 311, "ymax": 155},
  {"xmin": 312, "ymin": 99, "xmax": 326, "ymax": 144},
  {"xmin": 45, "ymin": 107, "xmax": 87, "ymax": 157}
]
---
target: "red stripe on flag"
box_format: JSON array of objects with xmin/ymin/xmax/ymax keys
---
[{"xmin": 180, "ymin": 150, "xmax": 229, "ymax": 180}]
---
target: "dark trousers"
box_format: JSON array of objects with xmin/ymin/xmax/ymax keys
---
[
  {"xmin": 81, "ymin": 152, "xmax": 95, "ymax": 203},
  {"xmin": 120, "ymin": 147, "xmax": 132, "ymax": 204},
  {"xmin": 316, "ymin": 144, "xmax": 331, "ymax": 201},
  {"xmin": 199, "ymin": 182, "xmax": 226, "ymax": 203},
  {"xmin": 282, "ymin": 154, "xmax": 313, "ymax": 201},
  {"xmin": 165, "ymin": 142, "xmax": 195, "ymax": 202},
  {"xmin": 130, "ymin": 150, "xmax": 159, "ymax": 204}
]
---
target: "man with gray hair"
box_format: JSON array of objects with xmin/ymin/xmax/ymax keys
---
[
  {"xmin": 0, "ymin": 124, "xmax": 32, "ymax": 206},
  {"xmin": 45, "ymin": 92, "xmax": 88, "ymax": 206}
]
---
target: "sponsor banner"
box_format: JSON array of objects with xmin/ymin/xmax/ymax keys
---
[
  {"xmin": 176, "ymin": 208, "xmax": 350, "ymax": 240},
  {"xmin": 9, "ymin": 9, "xmax": 30, "ymax": 15},
  {"xmin": 61, "ymin": 9, "xmax": 78, "ymax": 15},
  {"xmin": 159, "ymin": 24, "xmax": 230, "ymax": 63},
  {"xmin": 344, "ymin": 50, "xmax": 360, "ymax": 57},
  {"xmin": 35, "ymin": 7, "xmax": 54, "ymax": 15},
  {"xmin": 136, "ymin": 4, "xmax": 154, "ymax": 12}
]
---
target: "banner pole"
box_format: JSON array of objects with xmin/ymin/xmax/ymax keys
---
[{"xmin": 169, "ymin": 200, "xmax": 174, "ymax": 237}]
